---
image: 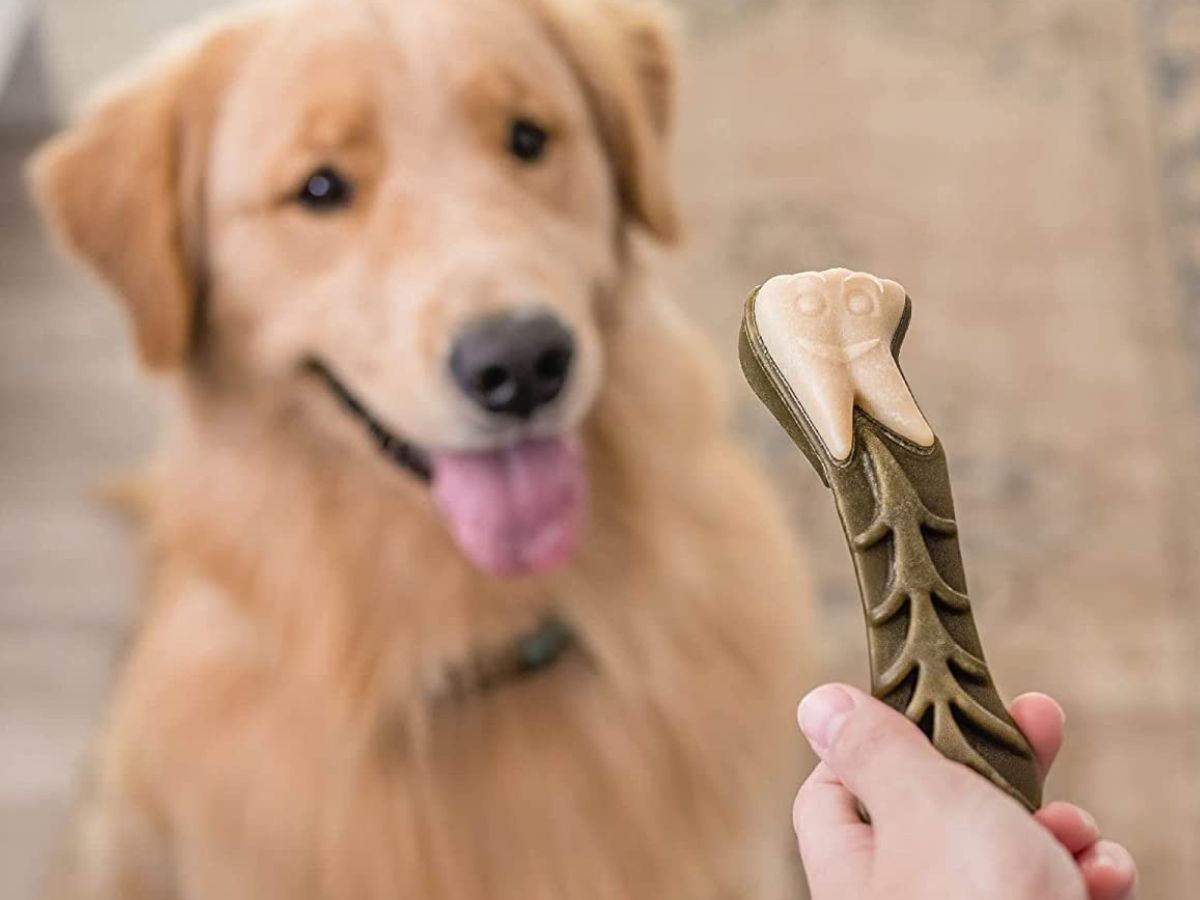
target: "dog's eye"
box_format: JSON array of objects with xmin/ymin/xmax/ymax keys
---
[
  {"xmin": 508, "ymin": 118, "xmax": 550, "ymax": 163},
  {"xmin": 296, "ymin": 166, "xmax": 353, "ymax": 211}
]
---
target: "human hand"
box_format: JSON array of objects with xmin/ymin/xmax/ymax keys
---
[{"xmin": 793, "ymin": 684, "xmax": 1137, "ymax": 900}]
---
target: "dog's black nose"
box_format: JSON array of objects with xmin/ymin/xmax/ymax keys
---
[{"xmin": 449, "ymin": 313, "xmax": 575, "ymax": 419}]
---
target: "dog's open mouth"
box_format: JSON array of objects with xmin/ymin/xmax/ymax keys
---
[
  {"xmin": 307, "ymin": 359, "xmax": 588, "ymax": 578},
  {"xmin": 306, "ymin": 359, "xmax": 435, "ymax": 480}
]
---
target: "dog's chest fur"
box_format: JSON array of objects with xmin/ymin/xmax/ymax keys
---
[{"xmin": 128, "ymin": 539, "xmax": 801, "ymax": 900}]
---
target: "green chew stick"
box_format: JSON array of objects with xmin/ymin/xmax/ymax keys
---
[{"xmin": 739, "ymin": 268, "xmax": 1042, "ymax": 812}]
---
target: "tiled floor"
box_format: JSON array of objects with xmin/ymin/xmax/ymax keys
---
[{"xmin": 3, "ymin": 0, "xmax": 1199, "ymax": 898}]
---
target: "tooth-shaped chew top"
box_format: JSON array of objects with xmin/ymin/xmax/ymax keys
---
[{"xmin": 753, "ymin": 268, "xmax": 935, "ymax": 461}]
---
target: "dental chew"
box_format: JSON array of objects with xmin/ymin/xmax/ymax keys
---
[{"xmin": 739, "ymin": 268, "xmax": 1042, "ymax": 812}]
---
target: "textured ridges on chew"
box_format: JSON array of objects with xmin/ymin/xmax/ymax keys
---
[
  {"xmin": 874, "ymin": 592, "xmax": 989, "ymax": 693},
  {"xmin": 852, "ymin": 430, "xmax": 1032, "ymax": 788},
  {"xmin": 866, "ymin": 581, "xmax": 971, "ymax": 627},
  {"xmin": 929, "ymin": 697, "xmax": 1029, "ymax": 798},
  {"xmin": 854, "ymin": 507, "xmax": 957, "ymax": 550},
  {"xmin": 853, "ymin": 443, "xmax": 969, "ymax": 626}
]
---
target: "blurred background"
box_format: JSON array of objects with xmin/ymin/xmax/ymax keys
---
[{"xmin": 2, "ymin": 0, "xmax": 1198, "ymax": 897}]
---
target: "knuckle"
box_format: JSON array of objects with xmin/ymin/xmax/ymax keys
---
[
  {"xmin": 791, "ymin": 788, "xmax": 823, "ymax": 850},
  {"xmin": 792, "ymin": 784, "xmax": 810, "ymax": 826},
  {"xmin": 792, "ymin": 777, "xmax": 827, "ymax": 832}
]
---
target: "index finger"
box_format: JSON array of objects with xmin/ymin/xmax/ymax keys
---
[{"xmin": 1008, "ymin": 692, "xmax": 1066, "ymax": 780}]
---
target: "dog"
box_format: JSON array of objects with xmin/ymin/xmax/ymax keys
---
[{"xmin": 29, "ymin": 1, "xmax": 814, "ymax": 897}]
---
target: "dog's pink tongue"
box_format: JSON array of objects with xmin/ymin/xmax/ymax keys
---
[{"xmin": 430, "ymin": 437, "xmax": 587, "ymax": 578}]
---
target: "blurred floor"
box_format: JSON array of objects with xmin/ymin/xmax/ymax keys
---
[{"xmin": 2, "ymin": 0, "xmax": 1199, "ymax": 898}]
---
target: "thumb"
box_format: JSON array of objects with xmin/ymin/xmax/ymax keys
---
[{"xmin": 798, "ymin": 683, "xmax": 952, "ymax": 820}]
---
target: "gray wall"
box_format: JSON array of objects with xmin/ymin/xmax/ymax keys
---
[{"xmin": 43, "ymin": 0, "xmax": 239, "ymax": 108}]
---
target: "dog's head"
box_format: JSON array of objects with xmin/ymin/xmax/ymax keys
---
[{"xmin": 30, "ymin": 0, "xmax": 679, "ymax": 578}]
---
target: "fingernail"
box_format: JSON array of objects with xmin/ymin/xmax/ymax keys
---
[
  {"xmin": 1088, "ymin": 843, "xmax": 1133, "ymax": 876},
  {"xmin": 798, "ymin": 685, "xmax": 856, "ymax": 752},
  {"xmin": 1047, "ymin": 694, "xmax": 1066, "ymax": 728},
  {"xmin": 1078, "ymin": 807, "xmax": 1097, "ymax": 835}
]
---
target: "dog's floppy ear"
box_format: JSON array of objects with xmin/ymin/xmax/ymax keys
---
[
  {"xmin": 540, "ymin": 0, "xmax": 682, "ymax": 244},
  {"xmin": 27, "ymin": 21, "xmax": 256, "ymax": 371}
]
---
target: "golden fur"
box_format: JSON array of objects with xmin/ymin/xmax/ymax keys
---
[{"xmin": 30, "ymin": 1, "xmax": 814, "ymax": 897}]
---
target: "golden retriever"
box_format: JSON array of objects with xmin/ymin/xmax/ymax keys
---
[{"xmin": 29, "ymin": 0, "xmax": 814, "ymax": 897}]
